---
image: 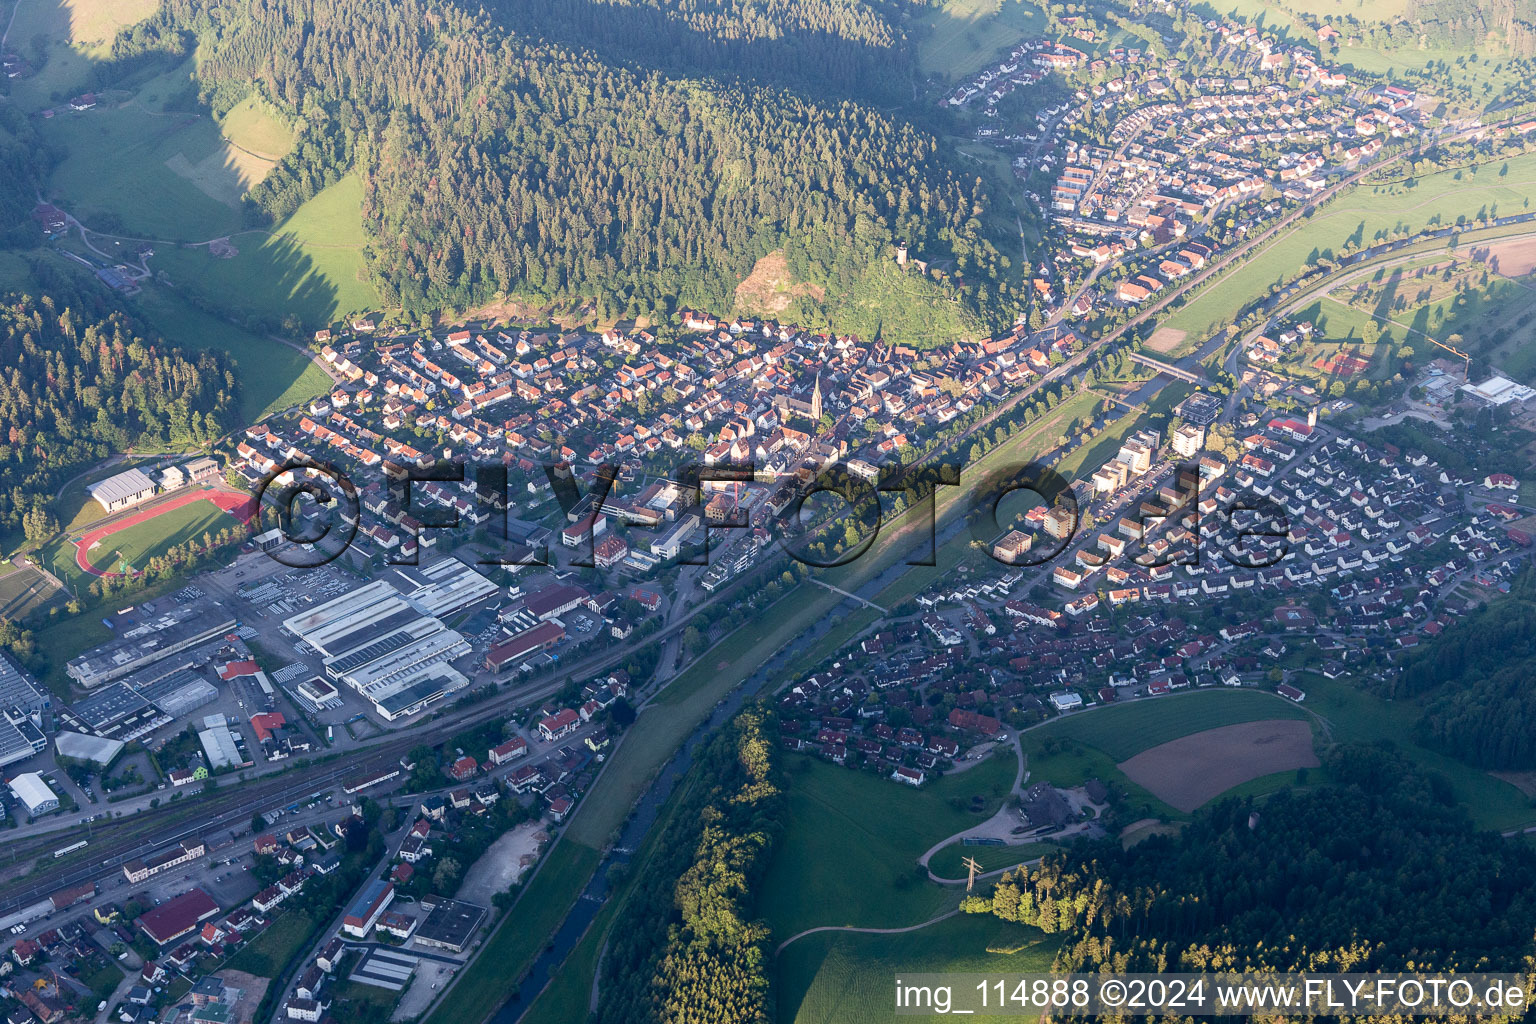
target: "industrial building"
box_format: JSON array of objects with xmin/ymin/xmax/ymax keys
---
[
  {"xmin": 412, "ymin": 898, "xmax": 486, "ymax": 954},
  {"xmin": 523, "ymin": 583, "xmax": 588, "ymax": 621},
  {"xmin": 9, "ymin": 773, "xmax": 57, "ymax": 816},
  {"xmin": 281, "ymin": 580, "xmax": 470, "ymax": 721},
  {"xmin": 0, "ymin": 652, "xmax": 48, "ymax": 712},
  {"xmin": 391, "ymin": 558, "xmax": 498, "ymax": 618},
  {"xmin": 137, "ymin": 667, "xmax": 221, "ymax": 720},
  {"xmin": 54, "ymin": 731, "xmax": 125, "ymax": 769},
  {"xmin": 59, "ymin": 682, "xmax": 171, "ymax": 743},
  {"xmin": 86, "ymin": 467, "xmax": 156, "ymax": 513},
  {"xmin": 0, "ymin": 707, "xmax": 45, "ymax": 771},
  {"xmin": 66, "ymin": 605, "xmax": 237, "ymax": 689},
  {"xmin": 484, "ymin": 620, "xmax": 564, "ymax": 673},
  {"xmin": 198, "ymin": 716, "xmax": 251, "ymax": 769},
  {"xmin": 0, "ymin": 655, "xmax": 48, "ymax": 771}
]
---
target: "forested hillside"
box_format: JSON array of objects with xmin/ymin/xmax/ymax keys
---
[
  {"xmin": 1387, "ymin": 571, "xmax": 1536, "ymax": 768},
  {"xmin": 963, "ymin": 745, "xmax": 1536, "ymax": 975},
  {"xmin": 140, "ymin": 0, "xmax": 1011, "ymax": 327},
  {"xmin": 0, "ymin": 265, "xmax": 236, "ymax": 536},
  {"xmin": 596, "ymin": 709, "xmax": 781, "ymax": 1024},
  {"xmin": 486, "ymin": 0, "xmax": 915, "ymax": 100},
  {"xmin": 0, "ymin": 105, "xmax": 48, "ymax": 250}
]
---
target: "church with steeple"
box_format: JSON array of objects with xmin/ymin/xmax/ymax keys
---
[{"xmin": 774, "ymin": 372, "xmax": 823, "ymax": 424}]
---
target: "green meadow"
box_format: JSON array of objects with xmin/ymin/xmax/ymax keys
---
[
  {"xmin": 776, "ymin": 913, "xmax": 1059, "ymax": 1024},
  {"xmin": 1159, "ymin": 155, "xmax": 1536, "ymax": 342},
  {"xmin": 760, "ymin": 752, "xmax": 1017, "ymax": 942},
  {"xmin": 150, "ymin": 174, "xmax": 379, "ymax": 327}
]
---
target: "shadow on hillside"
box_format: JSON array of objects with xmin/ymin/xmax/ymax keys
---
[
  {"xmin": 477, "ymin": 0, "xmax": 911, "ymax": 103},
  {"xmin": 161, "ymin": 231, "xmax": 342, "ymax": 333}
]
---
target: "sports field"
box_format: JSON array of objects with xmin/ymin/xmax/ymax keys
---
[
  {"xmin": 776, "ymin": 913, "xmax": 1059, "ymax": 1024},
  {"xmin": 0, "ymin": 564, "xmax": 62, "ymax": 620},
  {"xmin": 760, "ymin": 752, "xmax": 1017, "ymax": 942},
  {"xmin": 74, "ymin": 489, "xmax": 251, "ymax": 577}
]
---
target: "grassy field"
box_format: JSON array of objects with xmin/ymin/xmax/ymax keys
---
[
  {"xmin": 760, "ymin": 752, "xmax": 1017, "ymax": 942},
  {"xmin": 916, "ymin": 0, "xmax": 1048, "ymax": 77},
  {"xmin": 37, "ymin": 57, "xmax": 302, "ymax": 239},
  {"xmin": 1294, "ymin": 673, "xmax": 1536, "ymax": 832},
  {"xmin": 0, "ymin": 250, "xmax": 40, "ymax": 295},
  {"xmin": 219, "ymin": 95, "xmax": 295, "ymax": 162},
  {"xmin": 1036, "ymin": 689, "xmax": 1309, "ymax": 762},
  {"xmin": 1016, "ymin": 689, "xmax": 1313, "ymax": 822},
  {"xmin": 927, "ymin": 840, "xmax": 1058, "ymax": 879},
  {"xmin": 61, "ymin": 0, "xmax": 159, "ymax": 48},
  {"xmin": 330, "ymin": 980, "xmax": 399, "ymax": 1016},
  {"xmin": 75, "ymin": 496, "xmax": 234, "ymax": 577},
  {"xmin": 226, "ymin": 911, "xmax": 316, "ymax": 979},
  {"xmin": 150, "ymin": 174, "xmax": 379, "ymax": 327},
  {"xmin": 776, "ymin": 912, "xmax": 1059, "ymax": 1024},
  {"xmin": 1158, "ymin": 155, "xmax": 1536, "ymax": 341},
  {"xmin": 4, "ymin": 0, "xmax": 116, "ymax": 111},
  {"xmin": 40, "ymin": 106, "xmax": 247, "ymax": 239},
  {"xmin": 421, "ymin": 844, "xmax": 601, "ymax": 1024},
  {"xmin": 129, "ymin": 286, "xmax": 333, "ymax": 423}
]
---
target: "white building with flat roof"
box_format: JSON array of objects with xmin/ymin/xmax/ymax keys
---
[{"xmin": 1461, "ymin": 375, "xmax": 1536, "ymax": 406}]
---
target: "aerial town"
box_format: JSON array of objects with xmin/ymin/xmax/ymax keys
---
[{"xmin": 4, "ymin": 0, "xmax": 1536, "ymax": 1019}]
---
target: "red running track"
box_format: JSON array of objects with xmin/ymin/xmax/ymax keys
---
[{"xmin": 75, "ymin": 488, "xmax": 255, "ymax": 578}]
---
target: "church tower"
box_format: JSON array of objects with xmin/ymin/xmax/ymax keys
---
[{"xmin": 810, "ymin": 373, "xmax": 822, "ymax": 422}]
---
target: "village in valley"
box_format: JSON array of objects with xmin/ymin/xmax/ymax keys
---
[{"xmin": 8, "ymin": 0, "xmax": 1536, "ymax": 1020}]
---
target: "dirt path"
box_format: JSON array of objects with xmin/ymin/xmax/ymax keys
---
[{"xmin": 774, "ymin": 908, "xmax": 962, "ymax": 956}]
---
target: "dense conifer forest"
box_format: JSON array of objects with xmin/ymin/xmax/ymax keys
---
[
  {"xmin": 1384, "ymin": 571, "xmax": 1536, "ymax": 768},
  {"xmin": 136, "ymin": 0, "xmax": 1013, "ymax": 325},
  {"xmin": 963, "ymin": 744, "xmax": 1536, "ymax": 975},
  {"xmin": 0, "ymin": 267, "xmax": 236, "ymax": 535}
]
